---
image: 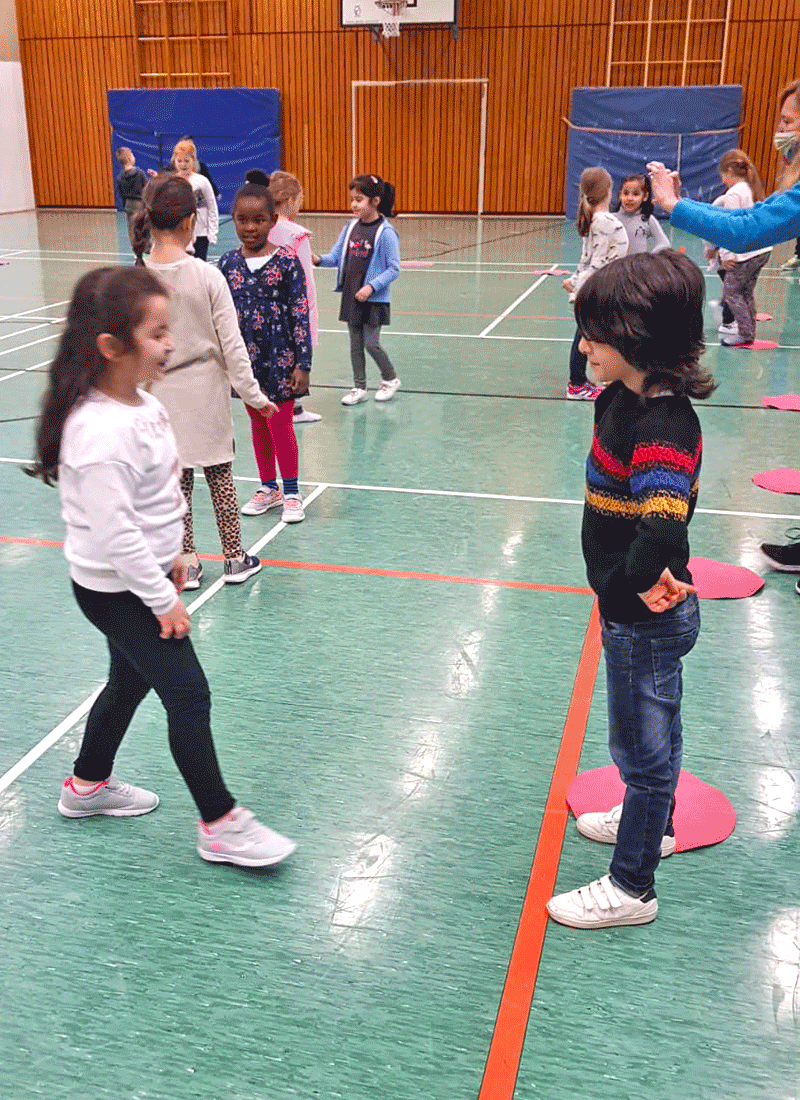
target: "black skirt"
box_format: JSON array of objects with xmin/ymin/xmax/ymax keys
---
[{"xmin": 339, "ymin": 300, "xmax": 391, "ymax": 327}]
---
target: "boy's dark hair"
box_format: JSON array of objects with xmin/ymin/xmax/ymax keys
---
[
  {"xmin": 574, "ymin": 251, "xmax": 716, "ymax": 400},
  {"xmin": 349, "ymin": 174, "xmax": 396, "ymax": 217},
  {"xmin": 614, "ymin": 173, "xmax": 654, "ymax": 220},
  {"xmin": 231, "ymin": 170, "xmax": 276, "ymax": 225}
]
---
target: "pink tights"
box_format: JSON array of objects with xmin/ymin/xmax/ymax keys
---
[{"xmin": 245, "ymin": 399, "xmax": 298, "ymax": 487}]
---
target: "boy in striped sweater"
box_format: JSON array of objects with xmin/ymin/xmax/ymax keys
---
[{"xmin": 547, "ymin": 251, "xmax": 715, "ymax": 930}]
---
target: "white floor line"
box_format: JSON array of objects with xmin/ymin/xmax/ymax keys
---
[
  {"xmin": 0, "ymin": 483, "xmax": 330, "ymax": 796},
  {"xmin": 479, "ymin": 264, "xmax": 558, "ymax": 337},
  {"xmin": 0, "ymin": 332, "xmax": 58, "ymax": 360},
  {"xmin": 0, "ymin": 321, "xmax": 57, "ymax": 344},
  {"xmin": 0, "ymin": 299, "xmax": 69, "ymax": 321},
  {"xmin": 317, "ymin": 327, "xmax": 800, "ymax": 348},
  {"xmin": 0, "ymin": 356, "xmax": 51, "ymax": 383}
]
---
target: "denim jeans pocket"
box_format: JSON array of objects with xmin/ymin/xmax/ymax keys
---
[{"xmin": 650, "ymin": 626, "xmax": 700, "ymax": 701}]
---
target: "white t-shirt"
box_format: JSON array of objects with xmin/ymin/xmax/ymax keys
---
[
  {"xmin": 717, "ymin": 182, "xmax": 772, "ymax": 263},
  {"xmin": 187, "ymin": 172, "xmax": 219, "ymax": 243},
  {"xmin": 58, "ymin": 390, "xmax": 186, "ymax": 614}
]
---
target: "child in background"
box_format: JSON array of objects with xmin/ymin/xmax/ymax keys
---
[
  {"xmin": 713, "ymin": 149, "xmax": 772, "ymax": 347},
  {"xmin": 219, "ymin": 174, "xmax": 312, "ymax": 523},
  {"xmin": 313, "ymin": 174, "xmax": 401, "ymax": 405},
  {"xmin": 27, "ymin": 265, "xmax": 295, "ymax": 867},
  {"xmin": 547, "ymin": 251, "xmax": 714, "ymax": 929},
  {"xmin": 115, "ymin": 147, "xmax": 146, "ymax": 249},
  {"xmin": 132, "ymin": 174, "xmax": 274, "ymax": 588},
  {"xmin": 266, "ymin": 168, "xmax": 321, "ymax": 424},
  {"xmin": 614, "ymin": 173, "xmax": 670, "ymax": 253},
  {"xmin": 171, "ymin": 138, "xmax": 218, "ymax": 261},
  {"xmin": 563, "ymin": 167, "xmax": 628, "ymax": 400}
]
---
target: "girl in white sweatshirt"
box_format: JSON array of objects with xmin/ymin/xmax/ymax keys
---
[{"xmin": 27, "ymin": 265, "xmax": 295, "ymax": 867}]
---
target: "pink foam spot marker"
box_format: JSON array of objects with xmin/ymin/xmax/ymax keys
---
[
  {"xmin": 730, "ymin": 339, "xmax": 778, "ymax": 350},
  {"xmin": 401, "ymin": 261, "xmax": 434, "ymax": 268},
  {"xmin": 687, "ymin": 557, "xmax": 764, "ymax": 599},
  {"xmin": 533, "ymin": 269, "xmax": 572, "ymax": 276},
  {"xmin": 566, "ymin": 766, "xmax": 735, "ymax": 853},
  {"xmin": 756, "ymin": 312, "xmax": 772, "ymax": 322},
  {"xmin": 762, "ymin": 395, "xmax": 800, "ymax": 411},
  {"xmin": 752, "ymin": 468, "xmax": 800, "ymax": 494}
]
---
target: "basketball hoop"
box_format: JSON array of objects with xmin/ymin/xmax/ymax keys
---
[{"xmin": 374, "ymin": 0, "xmax": 406, "ymax": 36}]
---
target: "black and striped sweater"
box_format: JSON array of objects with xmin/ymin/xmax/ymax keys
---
[{"xmin": 581, "ymin": 380, "xmax": 702, "ymax": 623}]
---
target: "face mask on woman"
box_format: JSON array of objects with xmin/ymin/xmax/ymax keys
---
[{"xmin": 774, "ymin": 131, "xmax": 800, "ymax": 157}]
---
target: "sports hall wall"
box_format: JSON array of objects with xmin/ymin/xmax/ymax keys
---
[{"xmin": 13, "ymin": 0, "xmax": 800, "ymax": 214}]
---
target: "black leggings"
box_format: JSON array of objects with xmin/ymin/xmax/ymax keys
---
[
  {"xmin": 569, "ymin": 328, "xmax": 588, "ymax": 386},
  {"xmin": 72, "ymin": 583, "xmax": 235, "ymax": 823}
]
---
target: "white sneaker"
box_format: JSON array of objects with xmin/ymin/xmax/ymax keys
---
[
  {"xmin": 197, "ymin": 807, "xmax": 296, "ymax": 867},
  {"xmin": 341, "ymin": 388, "xmax": 368, "ymax": 406},
  {"xmin": 546, "ymin": 874, "xmax": 658, "ymax": 929},
  {"xmin": 58, "ymin": 774, "xmax": 160, "ymax": 818},
  {"xmin": 718, "ymin": 322, "xmax": 739, "ymax": 337},
  {"xmin": 709, "ymin": 299, "xmax": 723, "ymax": 327},
  {"xmin": 576, "ymin": 803, "xmax": 676, "ymax": 857},
  {"xmin": 293, "ymin": 409, "xmax": 322, "ymax": 423},
  {"xmin": 281, "ymin": 494, "xmax": 305, "ymax": 523},
  {"xmin": 374, "ymin": 377, "xmax": 401, "ymax": 402},
  {"xmin": 241, "ymin": 487, "xmax": 283, "ymax": 516}
]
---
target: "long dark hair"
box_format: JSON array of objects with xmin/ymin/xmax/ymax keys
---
[
  {"xmin": 574, "ymin": 251, "xmax": 715, "ymax": 400},
  {"xmin": 26, "ymin": 266, "xmax": 168, "ymax": 485},
  {"xmin": 614, "ymin": 173, "xmax": 655, "ymax": 220},
  {"xmin": 231, "ymin": 169, "xmax": 277, "ymax": 224},
  {"xmin": 350, "ymin": 173, "xmax": 396, "ymax": 217},
  {"xmin": 131, "ymin": 174, "xmax": 196, "ymax": 264}
]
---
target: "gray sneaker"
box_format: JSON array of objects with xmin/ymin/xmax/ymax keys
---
[
  {"xmin": 183, "ymin": 560, "xmax": 203, "ymax": 590},
  {"xmin": 58, "ymin": 774, "xmax": 160, "ymax": 818},
  {"xmin": 197, "ymin": 807, "xmax": 297, "ymax": 867},
  {"xmin": 223, "ymin": 552, "xmax": 262, "ymax": 584}
]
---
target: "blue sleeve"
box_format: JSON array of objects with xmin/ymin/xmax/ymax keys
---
[
  {"xmin": 367, "ymin": 228, "xmax": 401, "ymax": 294},
  {"xmin": 318, "ymin": 224, "xmax": 350, "ymax": 268},
  {"xmin": 670, "ymin": 185, "xmax": 800, "ymax": 251}
]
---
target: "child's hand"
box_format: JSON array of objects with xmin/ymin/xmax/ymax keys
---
[
  {"xmin": 562, "ymin": 278, "xmax": 575, "ymax": 292},
  {"xmin": 170, "ymin": 559, "xmax": 188, "ymax": 595},
  {"xmin": 251, "ymin": 399, "xmax": 278, "ymax": 419},
  {"xmin": 147, "ymin": 168, "xmax": 158, "ymax": 178},
  {"xmin": 638, "ymin": 568, "xmax": 697, "ymax": 613},
  {"xmin": 156, "ymin": 599, "xmax": 191, "ymax": 639},
  {"xmin": 290, "ymin": 367, "xmax": 310, "ymax": 394},
  {"xmin": 311, "ymin": 253, "xmax": 321, "ymax": 265},
  {"xmin": 355, "ymin": 285, "xmax": 373, "ymax": 302}
]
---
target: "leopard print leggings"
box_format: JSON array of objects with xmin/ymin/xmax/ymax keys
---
[{"xmin": 180, "ymin": 462, "xmax": 243, "ymax": 560}]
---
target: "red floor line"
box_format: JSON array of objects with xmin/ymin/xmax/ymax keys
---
[
  {"xmin": 478, "ymin": 601, "xmax": 603, "ymax": 1100},
  {"xmin": 0, "ymin": 540, "xmax": 593, "ymax": 595}
]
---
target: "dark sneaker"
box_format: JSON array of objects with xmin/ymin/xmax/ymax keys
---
[
  {"xmin": 223, "ymin": 552, "xmax": 262, "ymax": 584},
  {"xmin": 761, "ymin": 540, "xmax": 800, "ymax": 572}
]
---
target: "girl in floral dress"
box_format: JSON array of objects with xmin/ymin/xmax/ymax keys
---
[{"xmin": 218, "ymin": 176, "xmax": 312, "ymax": 523}]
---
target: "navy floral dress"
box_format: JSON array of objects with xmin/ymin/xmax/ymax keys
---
[{"xmin": 218, "ymin": 246, "xmax": 312, "ymax": 404}]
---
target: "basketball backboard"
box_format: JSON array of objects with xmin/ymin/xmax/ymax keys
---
[{"xmin": 341, "ymin": 0, "xmax": 458, "ymax": 30}]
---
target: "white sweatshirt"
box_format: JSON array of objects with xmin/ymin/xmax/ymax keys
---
[
  {"xmin": 570, "ymin": 211, "xmax": 629, "ymax": 301},
  {"xmin": 58, "ymin": 390, "xmax": 186, "ymax": 614},
  {"xmin": 716, "ymin": 182, "xmax": 772, "ymax": 263},
  {"xmin": 187, "ymin": 172, "xmax": 218, "ymax": 244}
]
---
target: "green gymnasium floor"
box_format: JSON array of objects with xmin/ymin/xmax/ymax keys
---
[{"xmin": 1, "ymin": 210, "xmax": 800, "ymax": 1100}]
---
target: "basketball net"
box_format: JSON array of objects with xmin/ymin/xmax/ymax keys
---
[{"xmin": 374, "ymin": 0, "xmax": 406, "ymax": 36}]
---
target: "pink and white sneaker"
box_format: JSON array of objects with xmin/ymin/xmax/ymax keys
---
[
  {"xmin": 58, "ymin": 774, "xmax": 159, "ymax": 818},
  {"xmin": 197, "ymin": 807, "xmax": 296, "ymax": 867}
]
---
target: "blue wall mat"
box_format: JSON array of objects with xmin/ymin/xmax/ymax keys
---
[
  {"xmin": 564, "ymin": 85, "xmax": 742, "ymax": 220},
  {"xmin": 107, "ymin": 88, "xmax": 282, "ymax": 215}
]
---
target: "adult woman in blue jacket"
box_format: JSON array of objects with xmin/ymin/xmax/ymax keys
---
[
  {"xmin": 648, "ymin": 79, "xmax": 800, "ymax": 574},
  {"xmin": 313, "ymin": 174, "xmax": 402, "ymax": 405}
]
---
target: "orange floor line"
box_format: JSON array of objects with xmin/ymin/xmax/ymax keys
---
[
  {"xmin": 478, "ymin": 601, "xmax": 603, "ymax": 1100},
  {"xmin": 0, "ymin": 540, "xmax": 594, "ymax": 595}
]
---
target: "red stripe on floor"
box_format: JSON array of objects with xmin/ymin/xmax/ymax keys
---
[{"xmin": 478, "ymin": 601, "xmax": 602, "ymax": 1100}]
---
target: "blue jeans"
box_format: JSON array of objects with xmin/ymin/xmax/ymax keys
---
[{"xmin": 601, "ymin": 593, "xmax": 700, "ymax": 897}]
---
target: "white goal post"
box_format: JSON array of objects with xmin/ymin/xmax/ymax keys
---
[{"xmin": 350, "ymin": 78, "xmax": 489, "ymax": 216}]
